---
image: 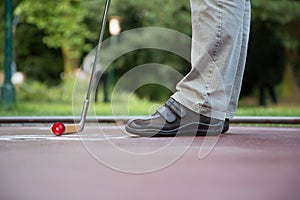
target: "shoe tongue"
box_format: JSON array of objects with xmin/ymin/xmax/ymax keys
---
[{"xmin": 156, "ymin": 105, "xmax": 176, "ymax": 123}]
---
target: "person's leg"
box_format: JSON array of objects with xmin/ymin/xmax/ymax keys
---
[
  {"xmin": 269, "ymin": 85, "xmax": 278, "ymax": 104},
  {"xmin": 94, "ymin": 79, "xmax": 100, "ymax": 103},
  {"xmin": 101, "ymin": 73, "xmax": 109, "ymax": 102},
  {"xmin": 259, "ymin": 86, "xmax": 266, "ymax": 106},
  {"xmin": 172, "ymin": 0, "xmax": 250, "ymax": 121},
  {"xmin": 225, "ymin": 0, "xmax": 251, "ymax": 118},
  {"xmin": 126, "ymin": 0, "xmax": 251, "ymax": 136}
]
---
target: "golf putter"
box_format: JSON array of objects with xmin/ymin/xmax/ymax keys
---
[{"xmin": 51, "ymin": 0, "xmax": 111, "ymax": 136}]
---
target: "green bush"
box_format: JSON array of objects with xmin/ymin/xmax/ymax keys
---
[
  {"xmin": 18, "ymin": 81, "xmax": 49, "ymax": 102},
  {"xmin": 17, "ymin": 79, "xmax": 76, "ymax": 103}
]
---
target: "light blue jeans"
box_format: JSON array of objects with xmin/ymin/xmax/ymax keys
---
[{"xmin": 172, "ymin": 0, "xmax": 251, "ymax": 120}]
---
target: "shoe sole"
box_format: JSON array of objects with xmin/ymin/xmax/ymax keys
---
[{"xmin": 125, "ymin": 121, "xmax": 224, "ymax": 137}]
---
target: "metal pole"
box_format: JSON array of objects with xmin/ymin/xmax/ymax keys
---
[
  {"xmin": 0, "ymin": 116, "xmax": 299, "ymax": 125},
  {"xmin": 1, "ymin": 0, "xmax": 16, "ymax": 106}
]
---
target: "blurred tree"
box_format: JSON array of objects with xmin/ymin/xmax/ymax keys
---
[
  {"xmin": 250, "ymin": 0, "xmax": 300, "ymax": 103},
  {"xmin": 15, "ymin": 0, "xmax": 91, "ymax": 78},
  {"xmin": 15, "ymin": 23, "xmax": 63, "ymax": 85},
  {"xmin": 83, "ymin": 0, "xmax": 192, "ymax": 100},
  {"xmin": 0, "ymin": 1, "xmax": 5, "ymax": 72},
  {"xmin": 9, "ymin": 0, "xmax": 191, "ymax": 100},
  {"xmin": 8, "ymin": 0, "xmax": 300, "ymax": 102},
  {"xmin": 13, "ymin": 0, "xmax": 191, "ymax": 81},
  {"xmin": 0, "ymin": 0, "xmax": 64, "ymax": 85}
]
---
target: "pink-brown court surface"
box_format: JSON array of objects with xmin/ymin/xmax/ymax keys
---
[{"xmin": 0, "ymin": 124, "xmax": 300, "ymax": 200}]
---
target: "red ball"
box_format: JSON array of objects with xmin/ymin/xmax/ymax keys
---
[{"xmin": 51, "ymin": 122, "xmax": 65, "ymax": 136}]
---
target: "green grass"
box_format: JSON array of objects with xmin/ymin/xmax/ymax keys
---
[
  {"xmin": 0, "ymin": 100, "xmax": 300, "ymax": 117},
  {"xmin": 236, "ymin": 106, "xmax": 300, "ymax": 117},
  {"xmin": 6, "ymin": 78, "xmax": 298, "ymax": 117},
  {"xmin": 0, "ymin": 99, "xmax": 161, "ymax": 116},
  {"xmin": 0, "ymin": 102, "xmax": 75, "ymax": 116}
]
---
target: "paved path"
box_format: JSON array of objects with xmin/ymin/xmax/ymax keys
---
[{"xmin": 0, "ymin": 125, "xmax": 300, "ymax": 200}]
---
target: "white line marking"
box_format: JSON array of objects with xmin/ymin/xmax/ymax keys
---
[
  {"xmin": 39, "ymin": 128, "xmax": 51, "ymax": 131},
  {"xmin": 0, "ymin": 135, "xmax": 130, "ymax": 141}
]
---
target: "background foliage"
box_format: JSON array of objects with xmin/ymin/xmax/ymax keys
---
[{"xmin": 1, "ymin": 0, "xmax": 300, "ymax": 105}]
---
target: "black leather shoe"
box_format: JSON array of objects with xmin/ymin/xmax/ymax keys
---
[{"xmin": 125, "ymin": 98, "xmax": 227, "ymax": 137}]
